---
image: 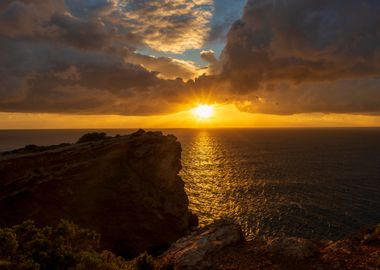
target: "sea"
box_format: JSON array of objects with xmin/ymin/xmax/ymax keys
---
[{"xmin": 1, "ymin": 128, "xmax": 379, "ymax": 240}]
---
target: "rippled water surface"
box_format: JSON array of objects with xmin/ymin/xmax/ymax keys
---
[
  {"xmin": 1, "ymin": 128, "xmax": 380, "ymax": 240},
  {"xmin": 176, "ymin": 129, "xmax": 380, "ymax": 240}
]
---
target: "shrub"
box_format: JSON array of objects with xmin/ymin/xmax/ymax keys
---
[{"xmin": 0, "ymin": 220, "xmax": 154, "ymax": 270}]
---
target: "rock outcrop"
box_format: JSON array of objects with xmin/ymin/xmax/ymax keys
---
[
  {"xmin": 157, "ymin": 220, "xmax": 243, "ymax": 270},
  {"xmin": 266, "ymin": 237, "xmax": 319, "ymax": 260},
  {"xmin": 157, "ymin": 221, "xmax": 379, "ymax": 270},
  {"xmin": 0, "ymin": 130, "xmax": 196, "ymax": 257},
  {"xmin": 201, "ymin": 224, "xmax": 380, "ymax": 270}
]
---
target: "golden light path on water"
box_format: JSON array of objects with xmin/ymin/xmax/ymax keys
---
[
  {"xmin": 179, "ymin": 130, "xmax": 310, "ymax": 240},
  {"xmin": 177, "ymin": 129, "xmax": 380, "ymax": 241},
  {"xmin": 180, "ymin": 130, "xmax": 264, "ymax": 239}
]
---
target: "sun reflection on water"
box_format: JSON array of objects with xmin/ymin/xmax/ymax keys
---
[
  {"xmin": 180, "ymin": 130, "xmax": 259, "ymax": 238},
  {"xmin": 180, "ymin": 130, "xmax": 326, "ymax": 240},
  {"xmin": 179, "ymin": 129, "xmax": 380, "ymax": 241},
  {"xmin": 182, "ymin": 131, "xmax": 228, "ymax": 222}
]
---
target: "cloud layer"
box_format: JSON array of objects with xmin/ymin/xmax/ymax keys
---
[
  {"xmin": 219, "ymin": 0, "xmax": 380, "ymax": 114},
  {"xmin": 0, "ymin": 0, "xmax": 379, "ymax": 116},
  {"xmin": 120, "ymin": 0, "xmax": 213, "ymax": 53},
  {"xmin": 0, "ymin": 0, "xmax": 212, "ymax": 115}
]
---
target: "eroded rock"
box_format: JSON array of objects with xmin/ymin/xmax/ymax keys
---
[
  {"xmin": 266, "ymin": 237, "xmax": 319, "ymax": 260},
  {"xmin": 0, "ymin": 130, "xmax": 196, "ymax": 257},
  {"xmin": 158, "ymin": 220, "xmax": 243, "ymax": 270}
]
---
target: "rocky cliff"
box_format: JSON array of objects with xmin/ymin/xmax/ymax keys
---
[
  {"xmin": 0, "ymin": 130, "xmax": 196, "ymax": 257},
  {"xmin": 157, "ymin": 221, "xmax": 380, "ymax": 270}
]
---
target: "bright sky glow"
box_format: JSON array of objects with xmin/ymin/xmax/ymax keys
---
[{"xmin": 1, "ymin": 104, "xmax": 380, "ymax": 129}]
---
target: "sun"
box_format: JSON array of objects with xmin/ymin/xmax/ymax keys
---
[{"xmin": 193, "ymin": 105, "xmax": 214, "ymax": 119}]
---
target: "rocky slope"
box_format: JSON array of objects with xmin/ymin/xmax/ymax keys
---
[
  {"xmin": 0, "ymin": 130, "xmax": 197, "ymax": 258},
  {"xmin": 157, "ymin": 221, "xmax": 380, "ymax": 270}
]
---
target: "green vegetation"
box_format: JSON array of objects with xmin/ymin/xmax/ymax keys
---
[{"xmin": 0, "ymin": 220, "xmax": 154, "ymax": 270}]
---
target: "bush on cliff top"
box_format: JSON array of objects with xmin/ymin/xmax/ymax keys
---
[{"xmin": 0, "ymin": 220, "xmax": 154, "ymax": 270}]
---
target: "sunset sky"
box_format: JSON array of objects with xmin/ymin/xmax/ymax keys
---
[{"xmin": 1, "ymin": 0, "xmax": 380, "ymax": 128}]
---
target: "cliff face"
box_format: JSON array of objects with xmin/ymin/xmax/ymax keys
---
[{"xmin": 0, "ymin": 130, "xmax": 196, "ymax": 257}]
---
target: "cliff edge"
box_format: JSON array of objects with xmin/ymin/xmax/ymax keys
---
[{"xmin": 0, "ymin": 130, "xmax": 196, "ymax": 257}]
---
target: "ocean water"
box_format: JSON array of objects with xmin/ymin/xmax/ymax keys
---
[{"xmin": 1, "ymin": 128, "xmax": 379, "ymax": 240}]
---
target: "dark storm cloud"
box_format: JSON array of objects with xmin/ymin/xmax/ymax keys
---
[
  {"xmin": 218, "ymin": 0, "xmax": 380, "ymax": 114},
  {"xmin": 222, "ymin": 0, "xmax": 380, "ymax": 88},
  {"xmin": 49, "ymin": 13, "xmax": 113, "ymax": 50},
  {"xmin": 0, "ymin": 36, "xmax": 191, "ymax": 115},
  {"xmin": 0, "ymin": 0, "xmax": 59, "ymax": 38}
]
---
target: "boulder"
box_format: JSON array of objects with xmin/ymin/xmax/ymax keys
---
[
  {"xmin": 158, "ymin": 220, "xmax": 243, "ymax": 270},
  {"xmin": 0, "ymin": 130, "xmax": 196, "ymax": 257},
  {"xmin": 266, "ymin": 237, "xmax": 319, "ymax": 260}
]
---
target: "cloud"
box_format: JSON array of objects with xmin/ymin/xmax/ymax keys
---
[
  {"xmin": 218, "ymin": 0, "xmax": 380, "ymax": 114},
  {"xmin": 0, "ymin": 0, "xmax": 215, "ymax": 52},
  {"xmin": 126, "ymin": 51, "xmax": 200, "ymax": 80},
  {"xmin": 1, "ymin": 0, "xmax": 380, "ymax": 117},
  {"xmin": 65, "ymin": 0, "xmax": 214, "ymax": 53},
  {"xmin": 200, "ymin": 50, "xmax": 217, "ymax": 64},
  {"xmin": 65, "ymin": 0, "xmax": 116, "ymax": 17},
  {"xmin": 0, "ymin": 0, "xmax": 209, "ymax": 115},
  {"xmin": 233, "ymin": 79, "xmax": 380, "ymax": 115},
  {"xmin": 49, "ymin": 13, "xmax": 115, "ymax": 50},
  {"xmin": 200, "ymin": 49, "xmax": 221, "ymax": 74},
  {"xmin": 0, "ymin": 35, "xmax": 197, "ymax": 115},
  {"xmin": 0, "ymin": 0, "xmax": 67, "ymax": 38},
  {"xmin": 113, "ymin": 0, "xmax": 213, "ymax": 53}
]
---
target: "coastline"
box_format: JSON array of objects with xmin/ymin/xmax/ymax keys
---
[{"xmin": 0, "ymin": 130, "xmax": 379, "ymax": 269}]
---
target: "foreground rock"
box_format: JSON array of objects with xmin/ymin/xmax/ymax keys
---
[
  {"xmin": 266, "ymin": 237, "xmax": 319, "ymax": 260},
  {"xmin": 206, "ymin": 224, "xmax": 380, "ymax": 270},
  {"xmin": 157, "ymin": 220, "xmax": 243, "ymax": 270},
  {"xmin": 0, "ymin": 130, "xmax": 196, "ymax": 257},
  {"xmin": 156, "ymin": 221, "xmax": 379, "ymax": 270}
]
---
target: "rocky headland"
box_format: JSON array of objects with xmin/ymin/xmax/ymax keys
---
[
  {"xmin": 0, "ymin": 130, "xmax": 378, "ymax": 269},
  {"xmin": 0, "ymin": 130, "xmax": 197, "ymax": 258}
]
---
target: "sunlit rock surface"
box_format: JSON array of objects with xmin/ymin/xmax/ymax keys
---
[
  {"xmin": 157, "ymin": 222, "xmax": 379, "ymax": 270},
  {"xmin": 158, "ymin": 220, "xmax": 243, "ymax": 270},
  {"xmin": 266, "ymin": 236, "xmax": 319, "ymax": 260},
  {"xmin": 0, "ymin": 130, "xmax": 196, "ymax": 257}
]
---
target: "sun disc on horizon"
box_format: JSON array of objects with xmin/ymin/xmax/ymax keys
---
[{"xmin": 193, "ymin": 105, "xmax": 214, "ymax": 119}]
